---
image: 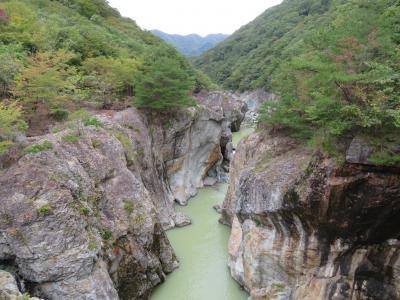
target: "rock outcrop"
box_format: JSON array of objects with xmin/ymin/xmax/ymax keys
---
[
  {"xmin": 0, "ymin": 270, "xmax": 41, "ymax": 300},
  {"xmin": 222, "ymin": 131, "xmax": 400, "ymax": 300},
  {"xmin": 0, "ymin": 92, "xmax": 247, "ymax": 299},
  {"xmin": 0, "ymin": 124, "xmax": 177, "ymax": 299},
  {"xmin": 239, "ymin": 89, "xmax": 276, "ymax": 126}
]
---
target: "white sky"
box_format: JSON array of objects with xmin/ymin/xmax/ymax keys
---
[{"xmin": 107, "ymin": 0, "xmax": 283, "ymax": 36}]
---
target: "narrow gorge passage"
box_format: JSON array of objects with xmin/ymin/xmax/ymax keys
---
[{"xmin": 150, "ymin": 129, "xmax": 253, "ymax": 300}]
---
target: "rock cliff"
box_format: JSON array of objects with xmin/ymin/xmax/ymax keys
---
[
  {"xmin": 0, "ymin": 92, "xmax": 246, "ymax": 299},
  {"xmin": 222, "ymin": 131, "xmax": 400, "ymax": 300}
]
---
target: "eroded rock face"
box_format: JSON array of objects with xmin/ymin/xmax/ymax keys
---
[
  {"xmin": 146, "ymin": 92, "xmax": 247, "ymax": 206},
  {"xmin": 0, "ymin": 125, "xmax": 176, "ymax": 299},
  {"xmin": 0, "ymin": 93, "xmax": 247, "ymax": 299},
  {"xmin": 223, "ymin": 132, "xmax": 400, "ymax": 300},
  {"xmin": 239, "ymin": 89, "xmax": 276, "ymax": 126}
]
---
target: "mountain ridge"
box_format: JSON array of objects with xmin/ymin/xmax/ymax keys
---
[{"xmin": 151, "ymin": 30, "xmax": 229, "ymax": 57}]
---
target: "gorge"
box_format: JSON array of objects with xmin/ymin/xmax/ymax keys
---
[
  {"xmin": 1, "ymin": 0, "xmax": 400, "ymax": 299},
  {"xmin": 0, "ymin": 91, "xmax": 253, "ymax": 299}
]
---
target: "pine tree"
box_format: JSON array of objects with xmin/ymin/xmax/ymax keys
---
[{"xmin": 135, "ymin": 47, "xmax": 195, "ymax": 110}]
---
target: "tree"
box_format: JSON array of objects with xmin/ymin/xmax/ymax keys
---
[
  {"xmin": 81, "ymin": 56, "xmax": 139, "ymax": 105},
  {"xmin": 13, "ymin": 50, "xmax": 77, "ymax": 112},
  {"xmin": 0, "ymin": 44, "xmax": 23, "ymax": 97},
  {"xmin": 135, "ymin": 46, "xmax": 195, "ymax": 110},
  {"xmin": 0, "ymin": 101, "xmax": 27, "ymax": 154}
]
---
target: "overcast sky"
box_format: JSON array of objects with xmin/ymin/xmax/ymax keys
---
[{"xmin": 107, "ymin": 0, "xmax": 283, "ymax": 36}]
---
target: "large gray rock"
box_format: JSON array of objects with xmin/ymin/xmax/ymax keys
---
[
  {"xmin": 0, "ymin": 270, "xmax": 42, "ymax": 300},
  {"xmin": 0, "ymin": 270, "xmax": 22, "ymax": 299},
  {"xmin": 0, "ymin": 125, "xmax": 176, "ymax": 299},
  {"xmin": 346, "ymin": 137, "xmax": 375, "ymax": 164},
  {"xmin": 239, "ymin": 89, "xmax": 277, "ymax": 126},
  {"xmin": 223, "ymin": 131, "xmax": 400, "ymax": 300}
]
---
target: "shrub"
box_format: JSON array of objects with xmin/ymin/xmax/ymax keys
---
[
  {"xmin": 115, "ymin": 131, "xmax": 135, "ymax": 165},
  {"xmin": 80, "ymin": 206, "xmax": 90, "ymax": 216},
  {"xmin": 83, "ymin": 117, "xmax": 103, "ymax": 127},
  {"xmin": 25, "ymin": 140, "xmax": 53, "ymax": 154},
  {"xmin": 124, "ymin": 201, "xmax": 134, "ymax": 215},
  {"xmin": 36, "ymin": 204, "xmax": 51, "ymax": 215},
  {"xmin": 50, "ymin": 108, "xmax": 69, "ymax": 121},
  {"xmin": 91, "ymin": 138, "xmax": 102, "ymax": 148},
  {"xmin": 62, "ymin": 133, "xmax": 80, "ymax": 143},
  {"xmin": 100, "ymin": 228, "xmax": 112, "ymax": 241}
]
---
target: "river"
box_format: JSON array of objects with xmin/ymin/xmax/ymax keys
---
[{"xmin": 151, "ymin": 128, "xmax": 254, "ymax": 300}]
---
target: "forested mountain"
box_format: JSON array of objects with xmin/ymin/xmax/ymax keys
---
[
  {"xmin": 196, "ymin": 0, "xmax": 400, "ymax": 165},
  {"xmin": 0, "ymin": 0, "xmax": 213, "ymax": 149},
  {"xmin": 151, "ymin": 30, "xmax": 228, "ymax": 57}
]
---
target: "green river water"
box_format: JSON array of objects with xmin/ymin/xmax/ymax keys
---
[{"xmin": 151, "ymin": 128, "xmax": 254, "ymax": 300}]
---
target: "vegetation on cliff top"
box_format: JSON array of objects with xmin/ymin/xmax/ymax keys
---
[
  {"xmin": 0, "ymin": 0, "xmax": 212, "ymax": 151},
  {"xmin": 197, "ymin": 0, "xmax": 400, "ymax": 164}
]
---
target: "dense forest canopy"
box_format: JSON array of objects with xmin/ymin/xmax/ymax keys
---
[
  {"xmin": 196, "ymin": 0, "xmax": 400, "ymax": 165},
  {"xmin": 0, "ymin": 0, "xmax": 213, "ymax": 152}
]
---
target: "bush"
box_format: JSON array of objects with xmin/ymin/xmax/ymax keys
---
[
  {"xmin": 25, "ymin": 140, "xmax": 53, "ymax": 154},
  {"xmin": 0, "ymin": 101, "xmax": 27, "ymax": 154},
  {"xmin": 83, "ymin": 117, "xmax": 102, "ymax": 127},
  {"xmin": 62, "ymin": 133, "xmax": 80, "ymax": 143},
  {"xmin": 36, "ymin": 204, "xmax": 51, "ymax": 215},
  {"xmin": 100, "ymin": 228, "xmax": 112, "ymax": 241},
  {"xmin": 51, "ymin": 108, "xmax": 69, "ymax": 121}
]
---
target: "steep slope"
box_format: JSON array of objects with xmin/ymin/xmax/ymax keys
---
[
  {"xmin": 196, "ymin": 0, "xmax": 400, "ymax": 163},
  {"xmin": 0, "ymin": 93, "xmax": 247, "ymax": 299},
  {"xmin": 195, "ymin": 0, "xmax": 399, "ymax": 90},
  {"xmin": 0, "ymin": 0, "xmax": 211, "ymax": 139},
  {"xmin": 223, "ymin": 131, "xmax": 400, "ymax": 300},
  {"xmin": 151, "ymin": 30, "xmax": 228, "ymax": 57}
]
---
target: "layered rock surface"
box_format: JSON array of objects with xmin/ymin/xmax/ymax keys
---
[
  {"xmin": 0, "ymin": 92, "xmax": 247, "ymax": 299},
  {"xmin": 222, "ymin": 131, "xmax": 400, "ymax": 300}
]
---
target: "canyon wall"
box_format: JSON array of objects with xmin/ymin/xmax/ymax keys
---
[
  {"xmin": 223, "ymin": 131, "xmax": 400, "ymax": 300},
  {"xmin": 0, "ymin": 92, "xmax": 246, "ymax": 299}
]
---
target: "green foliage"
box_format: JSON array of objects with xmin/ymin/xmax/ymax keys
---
[
  {"xmin": 135, "ymin": 46, "xmax": 195, "ymax": 109},
  {"xmin": 0, "ymin": 0, "xmax": 205, "ymax": 134},
  {"xmin": 83, "ymin": 117, "xmax": 102, "ymax": 127},
  {"xmin": 13, "ymin": 50, "xmax": 77, "ymax": 111},
  {"xmin": 0, "ymin": 44, "xmax": 24, "ymax": 97},
  {"xmin": 115, "ymin": 131, "xmax": 135, "ymax": 165},
  {"xmin": 195, "ymin": 0, "xmax": 335, "ymax": 90},
  {"xmin": 50, "ymin": 108, "xmax": 69, "ymax": 121},
  {"xmin": 100, "ymin": 228, "xmax": 112, "ymax": 241},
  {"xmin": 0, "ymin": 140, "xmax": 14, "ymax": 155},
  {"xmin": 199, "ymin": 0, "xmax": 400, "ymax": 163},
  {"xmin": 80, "ymin": 206, "xmax": 90, "ymax": 216},
  {"xmin": 68, "ymin": 109, "xmax": 91, "ymax": 121},
  {"xmin": 258, "ymin": 0, "xmax": 400, "ymax": 161},
  {"xmin": 80, "ymin": 56, "xmax": 140, "ymax": 104},
  {"xmin": 91, "ymin": 138, "xmax": 102, "ymax": 148},
  {"xmin": 0, "ymin": 101, "xmax": 27, "ymax": 153},
  {"xmin": 62, "ymin": 133, "xmax": 80, "ymax": 143},
  {"xmin": 25, "ymin": 140, "xmax": 53, "ymax": 154},
  {"xmin": 36, "ymin": 204, "xmax": 51, "ymax": 215},
  {"xmin": 124, "ymin": 201, "xmax": 134, "ymax": 215},
  {"xmin": 0, "ymin": 101, "xmax": 27, "ymax": 136}
]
